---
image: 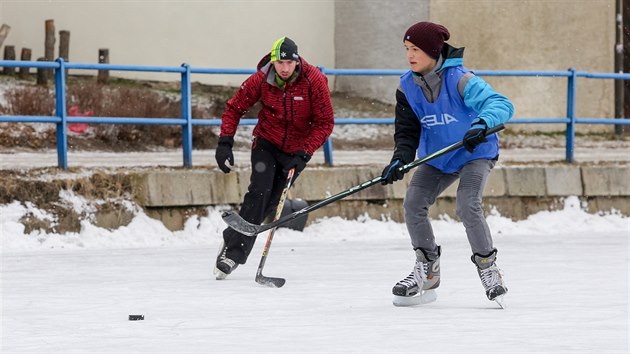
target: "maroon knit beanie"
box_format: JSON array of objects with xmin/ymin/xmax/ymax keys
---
[{"xmin": 403, "ymin": 22, "xmax": 450, "ymax": 59}]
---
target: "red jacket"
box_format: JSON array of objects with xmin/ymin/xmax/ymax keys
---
[{"xmin": 219, "ymin": 54, "xmax": 334, "ymax": 155}]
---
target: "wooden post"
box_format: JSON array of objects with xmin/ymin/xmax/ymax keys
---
[
  {"xmin": 19, "ymin": 48, "xmax": 32, "ymax": 79},
  {"xmin": 0, "ymin": 24, "xmax": 10, "ymax": 49},
  {"xmin": 3, "ymin": 45, "xmax": 15, "ymax": 75},
  {"xmin": 44, "ymin": 19, "xmax": 56, "ymax": 79},
  {"xmin": 37, "ymin": 57, "xmax": 48, "ymax": 86},
  {"xmin": 97, "ymin": 48, "xmax": 109, "ymax": 84},
  {"xmin": 59, "ymin": 30, "xmax": 70, "ymax": 61},
  {"xmin": 59, "ymin": 30, "xmax": 70, "ymax": 80}
]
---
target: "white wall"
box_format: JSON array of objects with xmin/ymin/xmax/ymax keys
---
[
  {"xmin": 334, "ymin": 0, "xmax": 428, "ymax": 103},
  {"xmin": 430, "ymin": 0, "xmax": 616, "ymax": 133},
  {"xmin": 1, "ymin": 0, "xmax": 335, "ymax": 86},
  {"xmin": 332, "ymin": 0, "xmax": 617, "ymax": 132},
  {"xmin": 1, "ymin": 0, "xmax": 619, "ymax": 133}
]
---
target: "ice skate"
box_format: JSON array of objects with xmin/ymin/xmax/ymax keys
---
[
  {"xmin": 472, "ymin": 249, "xmax": 507, "ymax": 308},
  {"xmin": 392, "ymin": 247, "xmax": 440, "ymax": 306},
  {"xmin": 214, "ymin": 242, "xmax": 239, "ymax": 280}
]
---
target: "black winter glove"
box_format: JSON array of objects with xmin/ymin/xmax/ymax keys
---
[
  {"xmin": 215, "ymin": 136, "xmax": 234, "ymax": 173},
  {"xmin": 462, "ymin": 120, "xmax": 488, "ymax": 153},
  {"xmin": 284, "ymin": 150, "xmax": 311, "ymax": 174},
  {"xmin": 381, "ymin": 159, "xmax": 405, "ymax": 185}
]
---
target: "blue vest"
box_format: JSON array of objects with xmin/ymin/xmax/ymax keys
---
[{"xmin": 400, "ymin": 66, "xmax": 499, "ymax": 173}]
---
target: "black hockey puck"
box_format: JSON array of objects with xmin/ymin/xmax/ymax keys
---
[{"xmin": 128, "ymin": 315, "xmax": 144, "ymax": 321}]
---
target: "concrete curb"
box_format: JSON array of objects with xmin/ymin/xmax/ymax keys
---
[
  {"xmin": 132, "ymin": 165, "xmax": 630, "ymax": 225},
  {"xmin": 134, "ymin": 166, "xmax": 630, "ymax": 205}
]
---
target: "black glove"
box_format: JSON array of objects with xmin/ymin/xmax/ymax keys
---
[
  {"xmin": 284, "ymin": 150, "xmax": 311, "ymax": 174},
  {"xmin": 462, "ymin": 120, "xmax": 488, "ymax": 153},
  {"xmin": 381, "ymin": 159, "xmax": 405, "ymax": 185},
  {"xmin": 215, "ymin": 136, "xmax": 234, "ymax": 173}
]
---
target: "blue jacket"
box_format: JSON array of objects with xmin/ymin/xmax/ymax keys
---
[{"xmin": 391, "ymin": 44, "xmax": 514, "ymax": 173}]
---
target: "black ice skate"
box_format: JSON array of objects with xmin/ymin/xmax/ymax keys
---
[
  {"xmin": 392, "ymin": 247, "xmax": 440, "ymax": 306},
  {"xmin": 214, "ymin": 242, "xmax": 239, "ymax": 280},
  {"xmin": 472, "ymin": 249, "xmax": 507, "ymax": 308}
]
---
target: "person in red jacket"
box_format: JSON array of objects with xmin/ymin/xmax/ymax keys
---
[{"xmin": 214, "ymin": 36, "xmax": 334, "ymax": 279}]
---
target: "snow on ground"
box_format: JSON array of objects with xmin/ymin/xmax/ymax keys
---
[
  {"xmin": 1, "ymin": 197, "xmax": 629, "ymax": 353},
  {"xmin": 0, "ymin": 79, "xmax": 14, "ymax": 108}
]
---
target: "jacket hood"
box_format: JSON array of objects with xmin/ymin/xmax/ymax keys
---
[
  {"xmin": 439, "ymin": 43, "xmax": 465, "ymax": 71},
  {"xmin": 256, "ymin": 53, "xmax": 306, "ymax": 86}
]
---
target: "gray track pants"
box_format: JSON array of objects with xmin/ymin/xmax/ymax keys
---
[{"xmin": 403, "ymin": 158, "xmax": 496, "ymax": 258}]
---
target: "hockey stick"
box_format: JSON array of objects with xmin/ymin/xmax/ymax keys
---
[
  {"xmin": 255, "ymin": 168, "xmax": 295, "ymax": 288},
  {"xmin": 222, "ymin": 124, "xmax": 505, "ymax": 236}
]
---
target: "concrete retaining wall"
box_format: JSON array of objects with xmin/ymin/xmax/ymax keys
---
[{"xmin": 131, "ymin": 165, "xmax": 630, "ymax": 230}]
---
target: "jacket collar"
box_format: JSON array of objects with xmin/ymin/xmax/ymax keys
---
[{"xmin": 257, "ymin": 53, "xmax": 303, "ymax": 87}]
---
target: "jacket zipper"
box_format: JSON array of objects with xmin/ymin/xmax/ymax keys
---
[{"xmin": 420, "ymin": 76, "xmax": 434, "ymax": 102}]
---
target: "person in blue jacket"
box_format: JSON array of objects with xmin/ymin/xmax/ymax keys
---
[{"xmin": 381, "ymin": 21, "xmax": 514, "ymax": 305}]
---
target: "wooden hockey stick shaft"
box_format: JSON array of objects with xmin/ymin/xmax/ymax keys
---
[{"xmin": 254, "ymin": 168, "xmax": 295, "ymax": 288}]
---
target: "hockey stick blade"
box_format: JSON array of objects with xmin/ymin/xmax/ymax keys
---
[
  {"xmin": 221, "ymin": 211, "xmax": 262, "ymax": 236},
  {"xmin": 222, "ymin": 207, "xmax": 308, "ymax": 236},
  {"xmin": 255, "ymin": 275, "xmax": 286, "ymax": 288},
  {"xmin": 222, "ymin": 124, "xmax": 505, "ymax": 236}
]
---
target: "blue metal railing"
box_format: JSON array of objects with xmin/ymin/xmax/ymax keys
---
[{"xmin": 1, "ymin": 59, "xmax": 629, "ymax": 169}]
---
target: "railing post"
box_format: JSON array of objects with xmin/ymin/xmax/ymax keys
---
[
  {"xmin": 323, "ymin": 137, "xmax": 333, "ymax": 166},
  {"xmin": 55, "ymin": 58, "xmax": 68, "ymax": 170},
  {"xmin": 181, "ymin": 63, "xmax": 193, "ymax": 168},
  {"xmin": 318, "ymin": 66, "xmax": 334, "ymax": 166},
  {"xmin": 565, "ymin": 68, "xmax": 576, "ymax": 163}
]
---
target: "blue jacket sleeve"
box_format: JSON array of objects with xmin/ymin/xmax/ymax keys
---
[{"xmin": 462, "ymin": 75, "xmax": 514, "ymax": 128}]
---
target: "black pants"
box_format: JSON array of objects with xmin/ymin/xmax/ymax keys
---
[{"xmin": 222, "ymin": 137, "xmax": 301, "ymax": 264}]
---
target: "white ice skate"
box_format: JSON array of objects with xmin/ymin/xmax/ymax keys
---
[
  {"xmin": 392, "ymin": 247, "xmax": 440, "ymax": 307},
  {"xmin": 472, "ymin": 250, "xmax": 508, "ymax": 309}
]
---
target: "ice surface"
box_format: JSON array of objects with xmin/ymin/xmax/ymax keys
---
[{"xmin": 1, "ymin": 197, "xmax": 628, "ymax": 353}]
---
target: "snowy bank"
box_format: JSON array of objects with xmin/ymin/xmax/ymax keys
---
[{"xmin": 2, "ymin": 196, "xmax": 627, "ymax": 253}]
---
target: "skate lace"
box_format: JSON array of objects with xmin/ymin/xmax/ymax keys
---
[
  {"xmin": 218, "ymin": 244, "xmax": 227, "ymax": 260},
  {"xmin": 398, "ymin": 272, "xmax": 417, "ymax": 287},
  {"xmin": 398, "ymin": 261, "xmax": 428, "ymax": 287},
  {"xmin": 479, "ymin": 265, "xmax": 500, "ymax": 290}
]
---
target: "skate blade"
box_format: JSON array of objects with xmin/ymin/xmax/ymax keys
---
[
  {"xmin": 214, "ymin": 267, "xmax": 227, "ymax": 280},
  {"xmin": 493, "ymin": 294, "xmax": 506, "ymax": 309},
  {"xmin": 392, "ymin": 289, "xmax": 437, "ymax": 307}
]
